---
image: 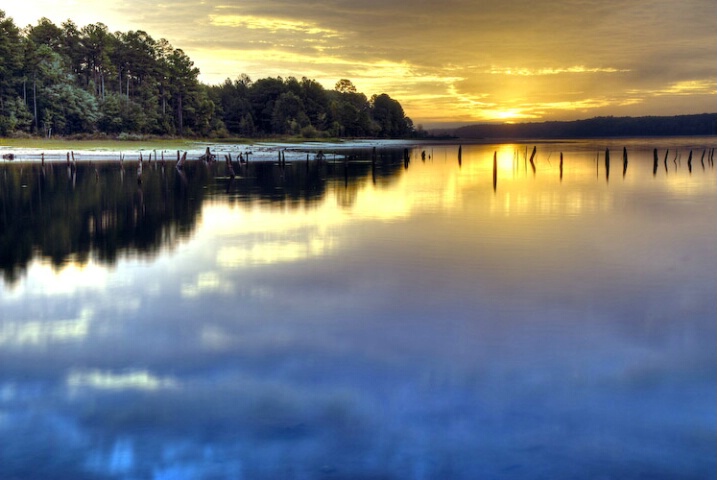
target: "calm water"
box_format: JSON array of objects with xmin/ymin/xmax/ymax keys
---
[{"xmin": 1, "ymin": 138, "xmax": 715, "ymax": 479}]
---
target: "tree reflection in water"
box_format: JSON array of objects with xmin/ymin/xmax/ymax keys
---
[{"xmin": 0, "ymin": 149, "xmax": 408, "ymax": 285}]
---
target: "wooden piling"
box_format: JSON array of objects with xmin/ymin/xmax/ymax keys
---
[
  {"xmin": 622, "ymin": 147, "xmax": 628, "ymax": 177},
  {"xmin": 530, "ymin": 145, "xmax": 538, "ymax": 174},
  {"xmin": 687, "ymin": 150, "xmax": 692, "ymax": 173},
  {"xmin": 559, "ymin": 152, "xmax": 563, "ymax": 181},
  {"xmin": 493, "ymin": 151, "xmax": 497, "ymax": 192},
  {"xmin": 225, "ymin": 154, "xmax": 236, "ymax": 179},
  {"xmin": 199, "ymin": 147, "xmax": 215, "ymax": 163},
  {"xmin": 653, "ymin": 148, "xmax": 658, "ymax": 176}
]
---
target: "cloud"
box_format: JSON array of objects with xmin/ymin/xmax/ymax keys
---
[
  {"xmin": 4, "ymin": 0, "xmax": 715, "ymax": 123},
  {"xmin": 0, "ymin": 309, "xmax": 93, "ymax": 347},
  {"xmin": 66, "ymin": 369, "xmax": 179, "ymax": 390},
  {"xmin": 208, "ymin": 14, "xmax": 339, "ymax": 36}
]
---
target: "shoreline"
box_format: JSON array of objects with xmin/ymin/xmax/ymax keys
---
[
  {"xmin": 0, "ymin": 138, "xmax": 429, "ymax": 163},
  {"xmin": 3, "ymin": 136, "xmax": 714, "ymax": 164}
]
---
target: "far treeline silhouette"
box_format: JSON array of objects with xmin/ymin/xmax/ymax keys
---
[
  {"xmin": 0, "ymin": 11, "xmax": 416, "ymax": 139},
  {"xmin": 450, "ymin": 114, "xmax": 716, "ymax": 139}
]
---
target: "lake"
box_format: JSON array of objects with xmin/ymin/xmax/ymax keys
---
[{"xmin": 1, "ymin": 137, "xmax": 715, "ymax": 479}]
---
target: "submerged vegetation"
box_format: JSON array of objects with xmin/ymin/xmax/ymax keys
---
[{"xmin": 0, "ymin": 11, "xmax": 417, "ymax": 140}]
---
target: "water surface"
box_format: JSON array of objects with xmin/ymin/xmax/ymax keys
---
[{"xmin": 1, "ymin": 138, "xmax": 715, "ymax": 479}]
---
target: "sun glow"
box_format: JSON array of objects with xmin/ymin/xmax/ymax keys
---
[{"xmin": 494, "ymin": 109, "xmax": 524, "ymax": 121}]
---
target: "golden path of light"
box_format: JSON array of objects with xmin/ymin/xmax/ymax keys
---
[{"xmin": 191, "ymin": 146, "xmax": 716, "ymax": 273}]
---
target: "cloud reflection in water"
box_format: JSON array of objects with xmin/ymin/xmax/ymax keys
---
[{"xmin": 0, "ymin": 140, "xmax": 715, "ymax": 479}]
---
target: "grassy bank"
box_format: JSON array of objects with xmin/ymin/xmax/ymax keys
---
[{"xmin": 0, "ymin": 137, "xmax": 220, "ymax": 151}]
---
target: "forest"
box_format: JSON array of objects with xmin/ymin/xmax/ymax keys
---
[{"xmin": 0, "ymin": 11, "xmax": 416, "ymax": 139}]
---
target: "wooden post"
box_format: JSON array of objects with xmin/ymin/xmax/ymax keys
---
[
  {"xmin": 653, "ymin": 148, "xmax": 658, "ymax": 176},
  {"xmin": 622, "ymin": 147, "xmax": 628, "ymax": 177},
  {"xmin": 560, "ymin": 152, "xmax": 564, "ymax": 181},
  {"xmin": 529, "ymin": 146, "xmax": 536, "ymax": 174},
  {"xmin": 225, "ymin": 153, "xmax": 235, "ymax": 179},
  {"xmin": 493, "ymin": 151, "xmax": 497, "ymax": 192},
  {"xmin": 605, "ymin": 148, "xmax": 610, "ymax": 181},
  {"xmin": 137, "ymin": 156, "xmax": 143, "ymax": 184},
  {"xmin": 687, "ymin": 150, "xmax": 692, "ymax": 173}
]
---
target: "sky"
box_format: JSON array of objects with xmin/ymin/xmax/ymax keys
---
[{"xmin": 3, "ymin": 0, "xmax": 716, "ymax": 126}]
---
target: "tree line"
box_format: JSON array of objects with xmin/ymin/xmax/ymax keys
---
[
  {"xmin": 451, "ymin": 114, "xmax": 717, "ymax": 139},
  {"xmin": 0, "ymin": 11, "xmax": 416, "ymax": 139}
]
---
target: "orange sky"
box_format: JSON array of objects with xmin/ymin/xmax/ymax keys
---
[{"xmin": 3, "ymin": 0, "xmax": 715, "ymax": 127}]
